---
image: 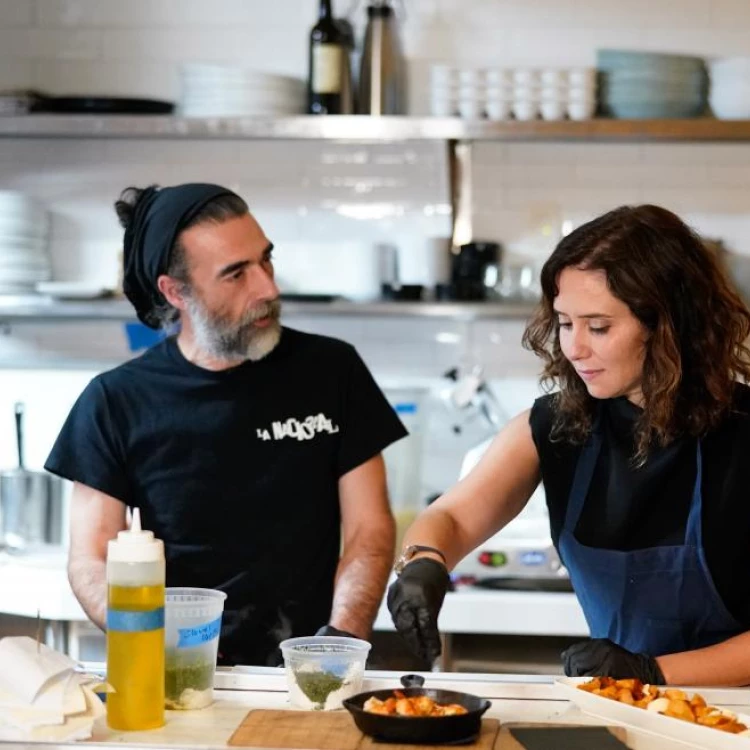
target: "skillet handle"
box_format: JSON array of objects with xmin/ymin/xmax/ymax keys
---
[{"xmin": 400, "ymin": 674, "xmax": 425, "ymax": 689}]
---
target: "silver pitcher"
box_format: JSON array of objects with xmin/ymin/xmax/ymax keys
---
[
  {"xmin": 0, "ymin": 402, "xmax": 65, "ymax": 550},
  {"xmin": 358, "ymin": 1, "xmax": 405, "ymax": 115}
]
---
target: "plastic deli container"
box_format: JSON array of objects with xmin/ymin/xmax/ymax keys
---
[
  {"xmin": 164, "ymin": 587, "xmax": 227, "ymax": 710},
  {"xmin": 280, "ymin": 636, "xmax": 371, "ymax": 711}
]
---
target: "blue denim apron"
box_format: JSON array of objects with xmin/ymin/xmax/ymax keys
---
[{"xmin": 558, "ymin": 418, "xmax": 744, "ymax": 655}]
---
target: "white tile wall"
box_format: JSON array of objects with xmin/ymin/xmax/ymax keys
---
[{"xmin": 0, "ymin": 1, "xmax": 749, "ymax": 479}]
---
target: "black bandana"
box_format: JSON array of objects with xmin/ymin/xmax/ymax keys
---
[{"xmin": 122, "ymin": 183, "xmax": 238, "ymax": 328}]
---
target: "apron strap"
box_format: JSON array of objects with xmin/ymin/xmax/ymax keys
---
[
  {"xmin": 685, "ymin": 438, "xmax": 703, "ymax": 547},
  {"xmin": 562, "ymin": 409, "xmax": 603, "ymax": 531}
]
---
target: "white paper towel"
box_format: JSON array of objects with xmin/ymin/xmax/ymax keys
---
[{"xmin": 0, "ymin": 636, "xmax": 104, "ymax": 741}]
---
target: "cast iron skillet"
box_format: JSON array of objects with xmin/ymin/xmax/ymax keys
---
[{"xmin": 343, "ymin": 674, "xmax": 491, "ymax": 745}]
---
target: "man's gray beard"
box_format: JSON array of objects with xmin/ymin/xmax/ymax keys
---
[{"xmin": 184, "ymin": 295, "xmax": 282, "ymax": 363}]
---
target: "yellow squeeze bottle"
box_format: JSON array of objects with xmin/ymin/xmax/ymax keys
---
[{"xmin": 106, "ymin": 507, "xmax": 165, "ymax": 730}]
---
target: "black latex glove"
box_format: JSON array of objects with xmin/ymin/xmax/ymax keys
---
[
  {"xmin": 387, "ymin": 557, "xmax": 450, "ymax": 664},
  {"xmin": 314, "ymin": 625, "xmax": 359, "ymax": 639},
  {"xmin": 562, "ymin": 638, "xmax": 666, "ymax": 685}
]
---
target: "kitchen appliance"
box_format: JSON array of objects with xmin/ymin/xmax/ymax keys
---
[
  {"xmin": 452, "ymin": 434, "xmax": 571, "ymax": 592},
  {"xmin": 450, "ymin": 242, "xmax": 501, "ymax": 301},
  {"xmin": 0, "ymin": 402, "xmax": 64, "ymax": 550},
  {"xmin": 336, "ymin": 18, "xmax": 356, "ymax": 114},
  {"xmin": 359, "ymin": 1, "xmax": 405, "ymax": 115}
]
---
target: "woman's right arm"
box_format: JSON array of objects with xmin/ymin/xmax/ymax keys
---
[
  {"xmin": 401, "ymin": 407, "xmax": 542, "ymax": 568},
  {"xmin": 386, "ymin": 408, "xmax": 542, "ymax": 664}
]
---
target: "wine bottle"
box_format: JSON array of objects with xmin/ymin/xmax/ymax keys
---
[{"xmin": 308, "ymin": 0, "xmax": 344, "ymax": 114}]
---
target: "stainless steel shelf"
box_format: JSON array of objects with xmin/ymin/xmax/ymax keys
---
[
  {"xmin": 2, "ymin": 115, "xmax": 750, "ymax": 141},
  {"xmin": 0, "ymin": 297, "xmax": 537, "ymax": 323}
]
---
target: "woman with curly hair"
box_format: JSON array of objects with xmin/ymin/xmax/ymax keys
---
[{"xmin": 387, "ymin": 204, "xmax": 750, "ymax": 686}]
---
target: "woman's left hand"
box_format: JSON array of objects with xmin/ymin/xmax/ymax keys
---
[{"xmin": 562, "ymin": 638, "xmax": 666, "ymax": 684}]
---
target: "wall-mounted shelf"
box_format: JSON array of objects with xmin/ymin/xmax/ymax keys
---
[
  {"xmin": 1, "ymin": 115, "xmax": 750, "ymax": 142},
  {"xmin": 0, "ymin": 297, "xmax": 537, "ymax": 323}
]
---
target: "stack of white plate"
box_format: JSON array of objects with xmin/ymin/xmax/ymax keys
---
[
  {"xmin": 709, "ymin": 57, "xmax": 750, "ymax": 119},
  {"xmin": 179, "ymin": 64, "xmax": 306, "ymax": 117},
  {"xmin": 0, "ymin": 191, "xmax": 51, "ymax": 294}
]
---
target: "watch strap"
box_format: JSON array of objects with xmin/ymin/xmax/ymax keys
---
[{"xmin": 395, "ymin": 544, "xmax": 447, "ymax": 575}]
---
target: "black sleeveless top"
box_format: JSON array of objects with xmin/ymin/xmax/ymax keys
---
[{"xmin": 529, "ymin": 384, "xmax": 750, "ymax": 627}]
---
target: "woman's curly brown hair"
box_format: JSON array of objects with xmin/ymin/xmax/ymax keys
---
[{"xmin": 522, "ymin": 204, "xmax": 750, "ymax": 463}]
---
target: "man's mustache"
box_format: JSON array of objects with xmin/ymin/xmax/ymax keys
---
[{"xmin": 244, "ymin": 299, "xmax": 281, "ymax": 324}]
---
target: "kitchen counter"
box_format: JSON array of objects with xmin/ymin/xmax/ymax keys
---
[{"xmin": 17, "ymin": 668, "xmax": 747, "ymax": 750}]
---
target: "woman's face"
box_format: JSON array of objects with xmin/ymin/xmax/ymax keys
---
[{"xmin": 554, "ymin": 267, "xmax": 649, "ymax": 405}]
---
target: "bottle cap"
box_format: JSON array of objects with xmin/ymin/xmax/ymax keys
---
[{"xmin": 107, "ymin": 507, "xmax": 164, "ymax": 563}]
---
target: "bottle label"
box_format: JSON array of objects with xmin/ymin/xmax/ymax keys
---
[
  {"xmin": 177, "ymin": 615, "xmax": 223, "ymax": 648},
  {"xmin": 312, "ymin": 44, "xmax": 343, "ymax": 94},
  {"xmin": 107, "ymin": 607, "xmax": 165, "ymax": 633}
]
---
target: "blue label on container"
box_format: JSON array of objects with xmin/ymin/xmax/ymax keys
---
[
  {"xmin": 177, "ymin": 615, "xmax": 222, "ymax": 648},
  {"xmin": 107, "ymin": 607, "xmax": 165, "ymax": 632}
]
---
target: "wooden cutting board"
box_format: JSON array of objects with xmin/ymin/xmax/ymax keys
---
[{"xmin": 227, "ymin": 710, "xmax": 500, "ymax": 750}]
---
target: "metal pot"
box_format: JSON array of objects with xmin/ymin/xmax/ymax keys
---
[{"xmin": 0, "ymin": 402, "xmax": 65, "ymax": 550}]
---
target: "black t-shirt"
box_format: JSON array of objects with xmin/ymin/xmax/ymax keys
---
[
  {"xmin": 46, "ymin": 327, "xmax": 407, "ymax": 665},
  {"xmin": 529, "ymin": 384, "xmax": 750, "ymax": 627}
]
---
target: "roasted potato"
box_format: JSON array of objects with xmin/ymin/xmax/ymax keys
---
[{"xmin": 577, "ymin": 677, "xmax": 748, "ymax": 735}]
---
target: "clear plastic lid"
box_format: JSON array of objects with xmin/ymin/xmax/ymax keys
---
[{"xmin": 107, "ymin": 507, "xmax": 164, "ymax": 564}]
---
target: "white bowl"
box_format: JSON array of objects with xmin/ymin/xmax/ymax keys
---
[
  {"xmin": 512, "ymin": 100, "xmax": 540, "ymax": 121},
  {"xmin": 710, "ymin": 96, "xmax": 750, "ymax": 119},
  {"xmin": 513, "ymin": 68, "xmax": 539, "ymax": 86},
  {"xmin": 567, "ymin": 86, "xmax": 597, "ymax": 103},
  {"xmin": 541, "ymin": 100, "xmax": 567, "ymax": 120},
  {"xmin": 458, "ymin": 83, "xmax": 481, "ymax": 100},
  {"xmin": 458, "ymin": 68, "xmax": 482, "ymax": 86},
  {"xmin": 567, "ymin": 100, "xmax": 596, "ymax": 120},
  {"xmin": 430, "ymin": 64, "xmax": 458, "ymax": 85},
  {"xmin": 458, "ymin": 98, "xmax": 483, "ymax": 119},
  {"xmin": 485, "ymin": 85, "xmax": 513, "ymax": 102},
  {"xmin": 540, "ymin": 85, "xmax": 567, "ymax": 102},
  {"xmin": 485, "ymin": 68, "xmax": 512, "ymax": 86},
  {"xmin": 568, "ymin": 67, "xmax": 597, "ymax": 86},
  {"xmin": 513, "ymin": 84, "xmax": 540, "ymax": 100},
  {"xmin": 541, "ymin": 69, "xmax": 568, "ymax": 86},
  {"xmin": 486, "ymin": 100, "xmax": 511, "ymax": 121},
  {"xmin": 430, "ymin": 96, "xmax": 455, "ymax": 116},
  {"xmin": 709, "ymin": 57, "xmax": 750, "ymax": 75}
]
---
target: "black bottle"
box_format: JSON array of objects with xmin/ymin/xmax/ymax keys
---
[{"xmin": 308, "ymin": 0, "xmax": 344, "ymax": 114}]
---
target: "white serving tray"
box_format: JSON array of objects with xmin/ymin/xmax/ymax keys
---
[{"xmin": 556, "ymin": 676, "xmax": 750, "ymax": 749}]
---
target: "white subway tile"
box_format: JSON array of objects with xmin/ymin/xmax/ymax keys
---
[
  {"xmin": 26, "ymin": 29, "xmax": 102, "ymax": 60},
  {"xmin": 642, "ymin": 27, "xmax": 746, "ymax": 55},
  {"xmin": 0, "ymin": 60, "xmax": 34, "ymax": 88},
  {"xmin": 707, "ymin": 165, "xmax": 750, "ymax": 189},
  {"xmin": 505, "ymin": 144, "xmax": 579, "ymax": 166},
  {"xmin": 638, "ymin": 187, "xmax": 750, "ymax": 214},
  {"xmin": 34, "ymin": 0, "xmax": 311, "ymax": 29},
  {"xmin": 703, "ymin": 144, "xmax": 750, "ymax": 166},
  {"xmin": 101, "ymin": 28, "xmax": 248, "ymax": 62},
  {"xmin": 570, "ymin": 144, "xmax": 641, "ymax": 166},
  {"xmin": 0, "ymin": 28, "xmax": 32, "ymax": 57},
  {"xmin": 34, "ymin": 60, "xmax": 178, "ymax": 98},
  {"xmin": 710, "ymin": 0, "xmax": 750, "ymax": 28},
  {"xmin": 0, "ymin": 0, "xmax": 34, "ymax": 26}
]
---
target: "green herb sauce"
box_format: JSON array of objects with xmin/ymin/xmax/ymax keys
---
[
  {"xmin": 165, "ymin": 658, "xmax": 215, "ymax": 703},
  {"xmin": 295, "ymin": 671, "xmax": 345, "ymax": 707}
]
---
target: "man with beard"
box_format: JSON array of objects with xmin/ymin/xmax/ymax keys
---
[{"xmin": 45, "ymin": 183, "xmax": 407, "ymax": 666}]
